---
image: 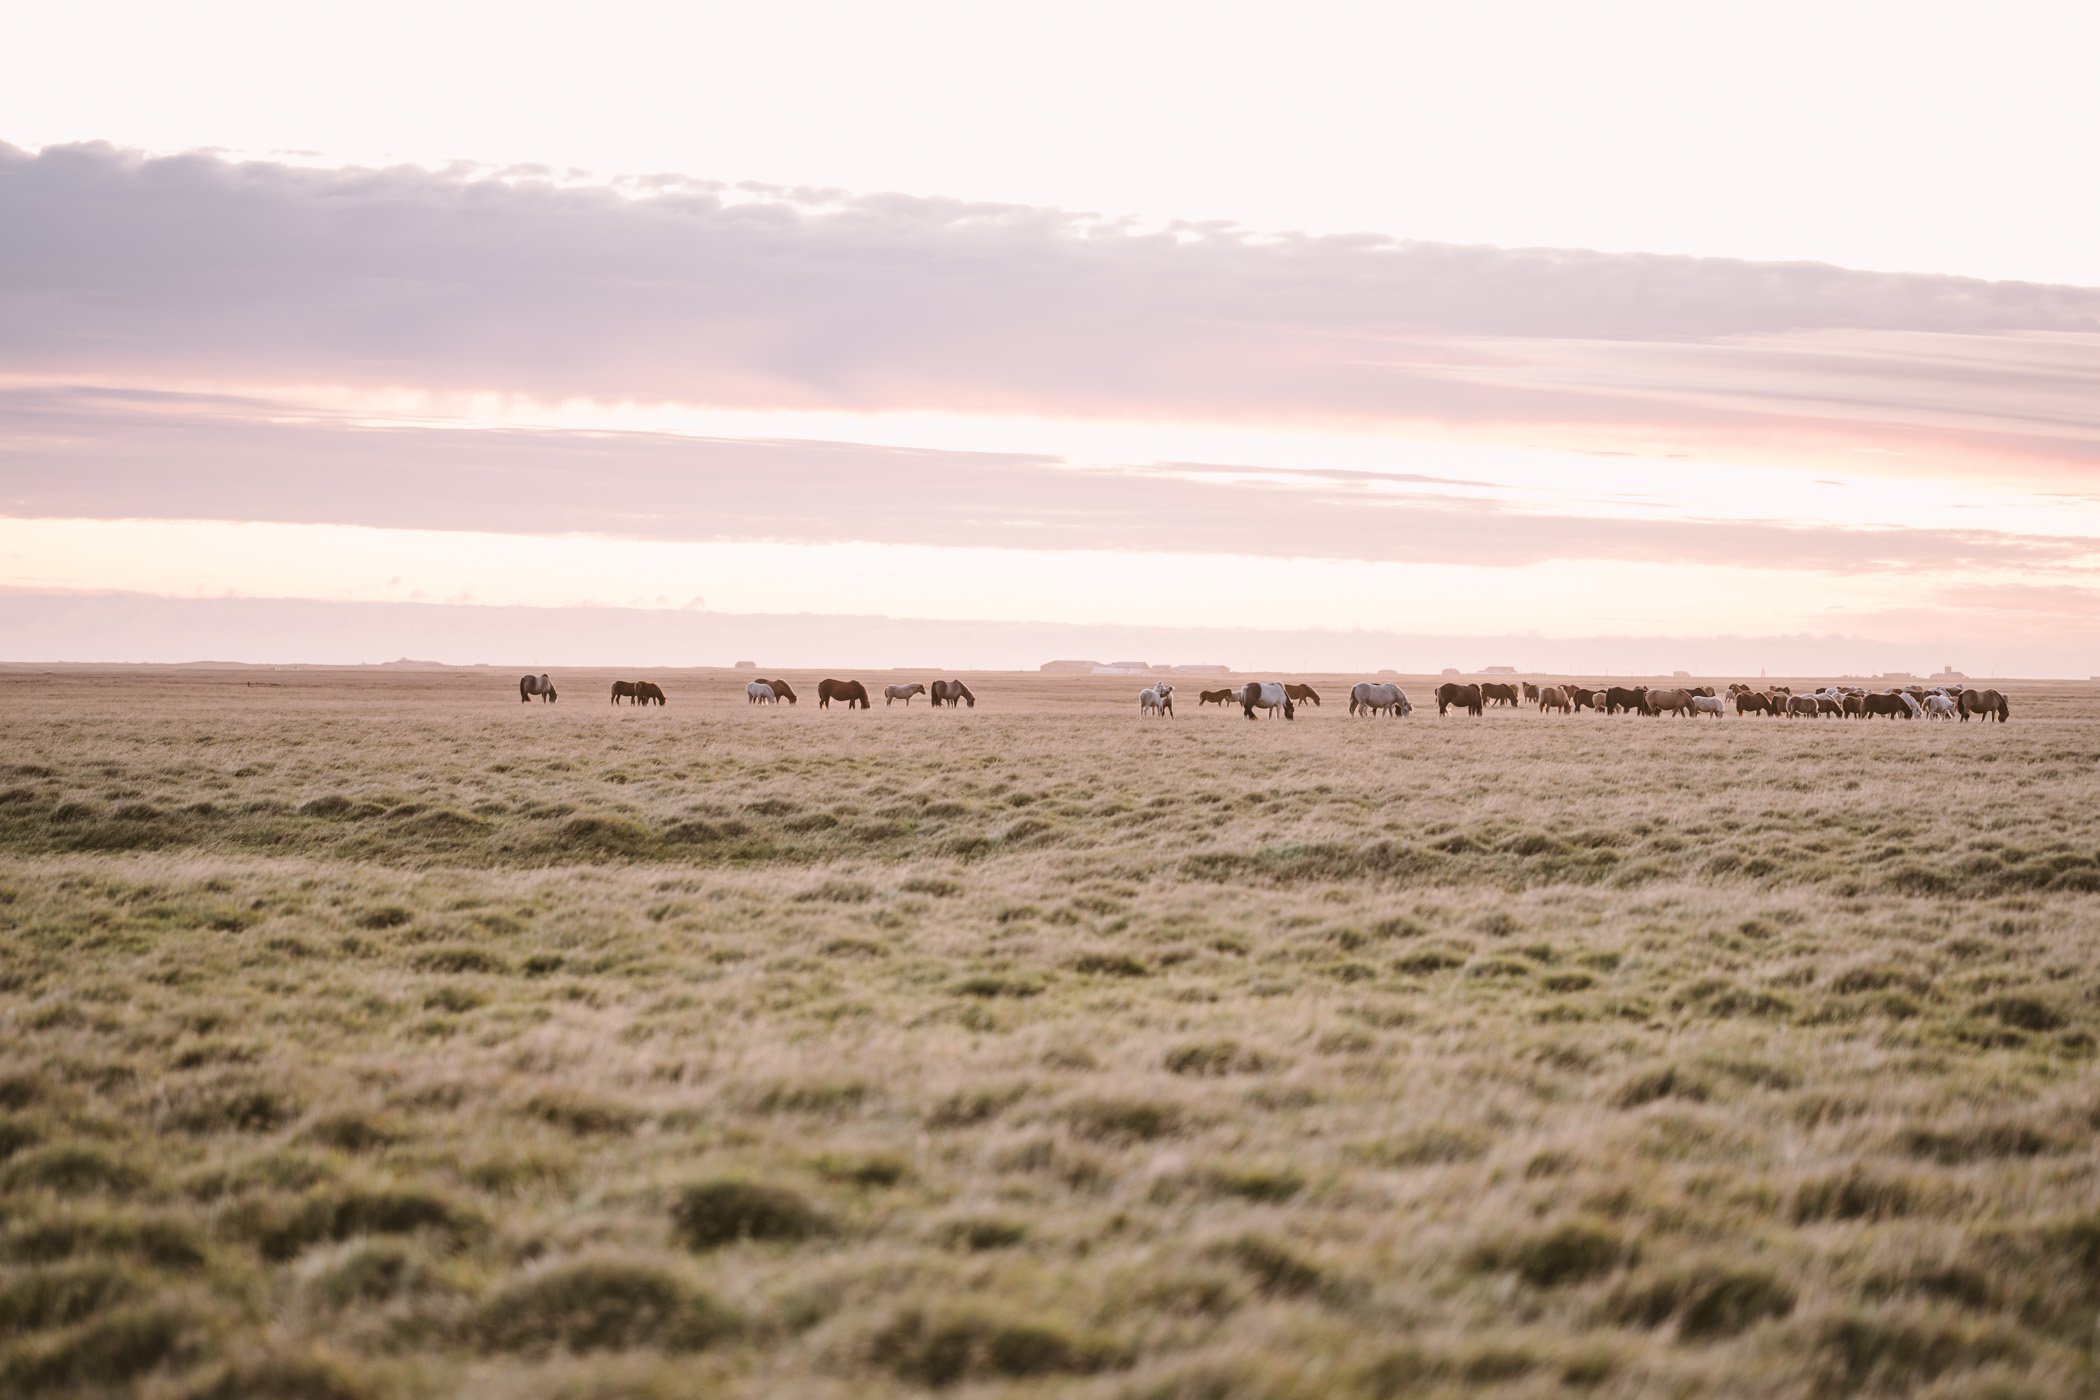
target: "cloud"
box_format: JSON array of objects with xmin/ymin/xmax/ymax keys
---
[
  {"xmin": 4, "ymin": 142, "xmax": 2099, "ymax": 468},
  {"xmin": 6, "ymin": 385, "xmax": 2097, "ymax": 576}
]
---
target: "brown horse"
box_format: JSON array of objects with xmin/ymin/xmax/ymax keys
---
[
  {"xmin": 1861, "ymin": 692, "xmax": 1913, "ymax": 719},
  {"xmin": 1734, "ymin": 690, "xmax": 1774, "ymax": 716},
  {"xmin": 760, "ymin": 679, "xmax": 797, "ymax": 705},
  {"xmin": 1480, "ymin": 682, "xmax": 1521, "ymax": 708},
  {"xmin": 1521, "ymin": 682, "xmax": 1540, "ymax": 703},
  {"xmin": 610, "ymin": 680, "xmax": 640, "ymax": 705},
  {"xmin": 1537, "ymin": 685, "xmax": 1571, "ymax": 714},
  {"xmin": 1197, "ymin": 688, "xmax": 1237, "ymax": 707},
  {"xmin": 1567, "ymin": 686, "xmax": 1598, "ymax": 712},
  {"xmin": 1787, "ymin": 695, "xmax": 1821, "ymax": 717},
  {"xmin": 634, "ymin": 681, "xmax": 666, "ymax": 706},
  {"xmin": 518, "ymin": 674, "xmax": 556, "ymax": 703},
  {"xmin": 1958, "ymin": 688, "xmax": 2009, "ymax": 722},
  {"xmin": 1602, "ymin": 686, "xmax": 1647, "ymax": 715},
  {"xmin": 1284, "ymin": 683, "xmax": 1321, "ymax": 708},
  {"xmin": 818, "ymin": 678, "xmax": 871, "ymax": 710},
  {"xmin": 1644, "ymin": 687, "xmax": 1695, "ymax": 717},
  {"xmin": 930, "ymin": 679, "xmax": 975, "ymax": 708},
  {"xmin": 1435, "ymin": 682, "xmax": 1482, "ymax": 717}
]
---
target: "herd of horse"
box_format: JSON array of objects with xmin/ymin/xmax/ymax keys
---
[{"xmin": 520, "ymin": 673, "xmax": 2013, "ymax": 725}]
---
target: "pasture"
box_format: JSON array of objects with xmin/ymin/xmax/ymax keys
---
[{"xmin": 3, "ymin": 666, "xmax": 2098, "ymax": 1399}]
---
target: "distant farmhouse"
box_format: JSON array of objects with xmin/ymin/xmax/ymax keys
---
[
  {"xmin": 733, "ymin": 660, "xmax": 757, "ymax": 670},
  {"xmin": 1930, "ymin": 663, "xmax": 1967, "ymax": 682},
  {"xmin": 1481, "ymin": 665, "xmax": 1518, "ymax": 674}
]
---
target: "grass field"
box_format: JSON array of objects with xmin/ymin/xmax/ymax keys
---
[{"xmin": 2, "ymin": 666, "xmax": 2097, "ymax": 1399}]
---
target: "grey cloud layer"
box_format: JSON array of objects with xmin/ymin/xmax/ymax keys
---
[
  {"xmin": 4, "ymin": 142, "xmax": 2099, "ymax": 456},
  {"xmin": 5, "ymin": 387, "xmax": 2094, "ymax": 576}
]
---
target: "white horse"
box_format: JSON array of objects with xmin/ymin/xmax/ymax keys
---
[
  {"xmin": 1349, "ymin": 682, "xmax": 1410, "ymax": 717},
  {"xmin": 1922, "ymin": 693, "xmax": 1958, "ymax": 720},
  {"xmin": 518, "ymin": 673, "xmax": 556, "ymax": 703},
  {"xmin": 884, "ymin": 683, "xmax": 926, "ymax": 706},
  {"xmin": 1691, "ymin": 694, "xmax": 1726, "ymax": 717},
  {"xmin": 1241, "ymin": 681, "xmax": 1294, "ymax": 721},
  {"xmin": 1139, "ymin": 682, "xmax": 1174, "ymax": 717},
  {"xmin": 746, "ymin": 681, "xmax": 777, "ymax": 704}
]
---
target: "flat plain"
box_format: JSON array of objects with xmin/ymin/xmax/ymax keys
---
[{"xmin": 2, "ymin": 666, "xmax": 2097, "ymax": 1399}]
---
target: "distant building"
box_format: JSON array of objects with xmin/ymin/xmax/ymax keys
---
[
  {"xmin": 1091, "ymin": 664, "xmax": 1150, "ymax": 676},
  {"xmin": 1039, "ymin": 660, "xmax": 1102, "ymax": 674},
  {"xmin": 733, "ymin": 660, "xmax": 757, "ymax": 670},
  {"xmin": 1673, "ymin": 670, "xmax": 1691, "ymax": 678},
  {"xmin": 1111, "ymin": 661, "xmax": 1149, "ymax": 670},
  {"xmin": 1930, "ymin": 664, "xmax": 1967, "ymax": 682},
  {"xmin": 1877, "ymin": 671, "xmax": 1915, "ymax": 681},
  {"xmin": 1169, "ymin": 664, "xmax": 1232, "ymax": 675},
  {"xmin": 1441, "ymin": 667, "xmax": 1461, "ymax": 676},
  {"xmin": 1482, "ymin": 665, "xmax": 1517, "ymax": 674}
]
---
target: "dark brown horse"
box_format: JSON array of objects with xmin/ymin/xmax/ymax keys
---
[
  {"xmin": 1861, "ymin": 692, "xmax": 1913, "ymax": 719},
  {"xmin": 1521, "ymin": 682, "xmax": 1539, "ymax": 703},
  {"xmin": 1787, "ymin": 695, "xmax": 1822, "ymax": 717},
  {"xmin": 634, "ymin": 681, "xmax": 666, "ymax": 707},
  {"xmin": 1734, "ymin": 691, "xmax": 1775, "ymax": 716},
  {"xmin": 760, "ymin": 679, "xmax": 797, "ymax": 705},
  {"xmin": 1602, "ymin": 686, "xmax": 1647, "ymax": 715},
  {"xmin": 610, "ymin": 680, "xmax": 640, "ymax": 705},
  {"xmin": 1435, "ymin": 682, "xmax": 1483, "ymax": 717},
  {"xmin": 818, "ymin": 678, "xmax": 871, "ymax": 710},
  {"xmin": 1197, "ymin": 688, "xmax": 1237, "ymax": 707},
  {"xmin": 1283, "ymin": 683, "xmax": 1321, "ymax": 708},
  {"xmin": 930, "ymin": 679, "xmax": 975, "ymax": 708},
  {"xmin": 1958, "ymin": 688, "xmax": 2009, "ymax": 722},
  {"xmin": 1480, "ymin": 682, "xmax": 1521, "ymax": 708},
  {"xmin": 518, "ymin": 673, "xmax": 556, "ymax": 703},
  {"xmin": 1567, "ymin": 686, "xmax": 1598, "ymax": 712}
]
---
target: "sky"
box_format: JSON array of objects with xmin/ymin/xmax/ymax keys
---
[{"xmin": 2, "ymin": 2, "xmax": 2097, "ymax": 674}]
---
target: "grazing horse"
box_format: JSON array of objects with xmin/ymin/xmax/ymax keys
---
[
  {"xmin": 1241, "ymin": 682, "xmax": 1295, "ymax": 720},
  {"xmin": 1522, "ymin": 682, "xmax": 1539, "ymax": 703},
  {"xmin": 1958, "ymin": 688, "xmax": 2010, "ymax": 723},
  {"xmin": 518, "ymin": 673, "xmax": 556, "ymax": 703},
  {"xmin": 610, "ymin": 680, "xmax": 641, "ymax": 705},
  {"xmin": 1787, "ymin": 695, "xmax": 1822, "ymax": 718},
  {"xmin": 746, "ymin": 681, "xmax": 777, "ymax": 704},
  {"xmin": 1644, "ymin": 687, "xmax": 1696, "ymax": 717},
  {"xmin": 1480, "ymin": 682, "xmax": 1521, "ymax": 708},
  {"xmin": 1691, "ymin": 694, "xmax": 1726, "ymax": 717},
  {"xmin": 1602, "ymin": 686, "xmax": 1647, "ymax": 715},
  {"xmin": 1538, "ymin": 685, "xmax": 1571, "ymax": 714},
  {"xmin": 1735, "ymin": 691, "xmax": 1774, "ymax": 717},
  {"xmin": 759, "ymin": 679, "xmax": 798, "ymax": 705},
  {"xmin": 634, "ymin": 681, "xmax": 666, "ymax": 707},
  {"xmin": 818, "ymin": 678, "xmax": 871, "ymax": 710},
  {"xmin": 1140, "ymin": 682, "xmax": 1175, "ymax": 717},
  {"xmin": 1861, "ymin": 692, "xmax": 1913, "ymax": 720},
  {"xmin": 1350, "ymin": 682, "xmax": 1410, "ymax": 716},
  {"xmin": 1923, "ymin": 693, "xmax": 1958, "ymax": 720},
  {"xmin": 884, "ymin": 682, "xmax": 926, "ymax": 706},
  {"xmin": 1567, "ymin": 686, "xmax": 1598, "ymax": 712},
  {"xmin": 1435, "ymin": 682, "xmax": 1483, "ymax": 717},
  {"xmin": 1197, "ymin": 688, "xmax": 1237, "ymax": 707},
  {"xmin": 1283, "ymin": 683, "xmax": 1321, "ymax": 708},
  {"xmin": 930, "ymin": 679, "xmax": 976, "ymax": 708}
]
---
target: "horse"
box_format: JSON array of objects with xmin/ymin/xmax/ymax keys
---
[
  {"xmin": 518, "ymin": 673, "xmax": 556, "ymax": 704},
  {"xmin": 1644, "ymin": 688, "xmax": 1696, "ymax": 717},
  {"xmin": 1140, "ymin": 682, "xmax": 1175, "ymax": 717},
  {"xmin": 884, "ymin": 682, "xmax": 926, "ymax": 706},
  {"xmin": 610, "ymin": 680, "xmax": 640, "ymax": 705},
  {"xmin": 1435, "ymin": 682, "xmax": 1482, "ymax": 717},
  {"xmin": 759, "ymin": 679, "xmax": 798, "ymax": 705},
  {"xmin": 1861, "ymin": 692, "xmax": 1913, "ymax": 720},
  {"xmin": 1350, "ymin": 682, "xmax": 1410, "ymax": 716},
  {"xmin": 1958, "ymin": 688, "xmax": 2010, "ymax": 723},
  {"xmin": 1787, "ymin": 695, "xmax": 1822, "ymax": 718},
  {"xmin": 1284, "ymin": 683, "xmax": 1321, "ymax": 708},
  {"xmin": 1241, "ymin": 682, "xmax": 1295, "ymax": 721},
  {"xmin": 1602, "ymin": 686, "xmax": 1647, "ymax": 715},
  {"xmin": 1522, "ymin": 682, "xmax": 1539, "ymax": 703},
  {"xmin": 818, "ymin": 679, "xmax": 871, "ymax": 710},
  {"xmin": 746, "ymin": 681, "xmax": 777, "ymax": 704},
  {"xmin": 1567, "ymin": 686, "xmax": 1598, "ymax": 712},
  {"xmin": 931, "ymin": 679, "xmax": 976, "ymax": 708},
  {"xmin": 634, "ymin": 681, "xmax": 666, "ymax": 707},
  {"xmin": 1817, "ymin": 696, "xmax": 1845, "ymax": 716},
  {"xmin": 1197, "ymin": 688, "xmax": 1237, "ymax": 707},
  {"xmin": 1735, "ymin": 691, "xmax": 1774, "ymax": 717},
  {"xmin": 1691, "ymin": 694, "xmax": 1726, "ymax": 718},
  {"xmin": 1922, "ymin": 693, "xmax": 1958, "ymax": 720},
  {"xmin": 1536, "ymin": 685, "xmax": 1570, "ymax": 714},
  {"xmin": 1480, "ymin": 682, "xmax": 1521, "ymax": 708}
]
